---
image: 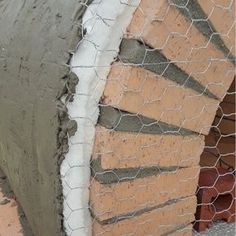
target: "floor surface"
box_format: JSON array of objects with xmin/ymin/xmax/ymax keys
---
[{"xmin": 0, "ymin": 185, "xmax": 23, "ymax": 236}]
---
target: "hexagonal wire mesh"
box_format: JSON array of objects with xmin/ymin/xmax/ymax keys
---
[{"xmin": 62, "ymin": 0, "xmax": 235, "ymax": 235}]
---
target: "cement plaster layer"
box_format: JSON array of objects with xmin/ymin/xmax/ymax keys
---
[{"xmin": 0, "ymin": 1, "xmax": 88, "ymax": 235}]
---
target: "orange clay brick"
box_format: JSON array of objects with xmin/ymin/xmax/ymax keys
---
[
  {"xmin": 126, "ymin": 0, "xmax": 235, "ymax": 99},
  {"xmin": 92, "ymin": 196, "xmax": 196, "ymax": 236},
  {"xmin": 90, "ymin": 166, "xmax": 200, "ymax": 221},
  {"xmin": 198, "ymin": 0, "xmax": 235, "ymax": 56},
  {"xmin": 168, "ymin": 225, "xmax": 193, "ymax": 236},
  {"xmin": 102, "ymin": 64, "xmax": 219, "ymax": 134},
  {"xmin": 93, "ymin": 126, "xmax": 204, "ymax": 169},
  {"xmin": 169, "ymin": 224, "xmax": 193, "ymax": 236}
]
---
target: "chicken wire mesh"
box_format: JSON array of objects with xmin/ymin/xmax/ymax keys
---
[{"xmin": 62, "ymin": 0, "xmax": 235, "ymax": 235}]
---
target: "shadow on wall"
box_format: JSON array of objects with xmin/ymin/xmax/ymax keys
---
[
  {"xmin": 194, "ymin": 78, "xmax": 235, "ymax": 232},
  {"xmin": 200, "ymin": 78, "xmax": 235, "ymax": 169}
]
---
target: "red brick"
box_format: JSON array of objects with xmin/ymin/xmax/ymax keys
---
[
  {"xmin": 93, "ymin": 126, "xmax": 204, "ymax": 169},
  {"xmin": 90, "ymin": 166, "xmax": 200, "ymax": 221},
  {"xmin": 217, "ymin": 101, "xmax": 235, "ymax": 120},
  {"xmin": 198, "ymin": 0, "xmax": 235, "ymax": 56},
  {"xmin": 103, "ymin": 64, "xmax": 219, "ymax": 134},
  {"xmin": 126, "ymin": 0, "xmax": 235, "ymax": 99},
  {"xmin": 200, "ymin": 150, "xmax": 235, "ymax": 169},
  {"xmin": 200, "ymin": 127, "xmax": 235, "ymax": 168},
  {"xmin": 214, "ymin": 116, "xmax": 235, "ymax": 134},
  {"xmin": 92, "ymin": 196, "xmax": 196, "ymax": 236}
]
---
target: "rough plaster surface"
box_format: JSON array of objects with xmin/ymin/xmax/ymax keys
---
[
  {"xmin": 0, "ymin": 1, "xmax": 88, "ymax": 235},
  {"xmin": 193, "ymin": 222, "xmax": 236, "ymax": 236},
  {"xmin": 60, "ymin": 1, "xmax": 141, "ymax": 235}
]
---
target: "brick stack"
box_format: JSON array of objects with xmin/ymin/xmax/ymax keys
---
[
  {"xmin": 200, "ymin": 79, "xmax": 235, "ymax": 169},
  {"xmin": 194, "ymin": 167, "xmax": 235, "ymax": 232}
]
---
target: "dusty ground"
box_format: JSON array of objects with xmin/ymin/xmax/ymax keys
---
[
  {"xmin": 0, "ymin": 192, "xmax": 23, "ymax": 236},
  {"xmin": 0, "ymin": 170, "xmax": 23, "ymax": 236}
]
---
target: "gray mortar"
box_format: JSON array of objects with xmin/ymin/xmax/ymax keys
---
[
  {"xmin": 119, "ymin": 39, "xmax": 218, "ymax": 99},
  {"xmin": 171, "ymin": 0, "xmax": 236, "ymax": 64},
  {"xmin": 91, "ymin": 157, "xmax": 180, "ymax": 185},
  {"xmin": 92, "ymin": 196, "xmax": 190, "ymax": 225},
  {"xmin": 98, "ymin": 106, "xmax": 197, "ymax": 136},
  {"xmin": 0, "ymin": 169, "xmax": 14, "ymax": 199},
  {"xmin": 0, "ymin": 1, "xmax": 89, "ymax": 235},
  {"xmin": 17, "ymin": 206, "xmax": 34, "ymax": 236}
]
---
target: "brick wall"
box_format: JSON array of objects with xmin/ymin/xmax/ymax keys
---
[{"xmin": 91, "ymin": 1, "xmax": 235, "ymax": 235}]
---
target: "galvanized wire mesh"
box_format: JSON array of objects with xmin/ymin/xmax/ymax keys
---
[{"xmin": 63, "ymin": 0, "xmax": 235, "ymax": 235}]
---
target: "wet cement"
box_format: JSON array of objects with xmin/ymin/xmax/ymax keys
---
[{"xmin": 0, "ymin": 1, "xmax": 88, "ymax": 235}]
